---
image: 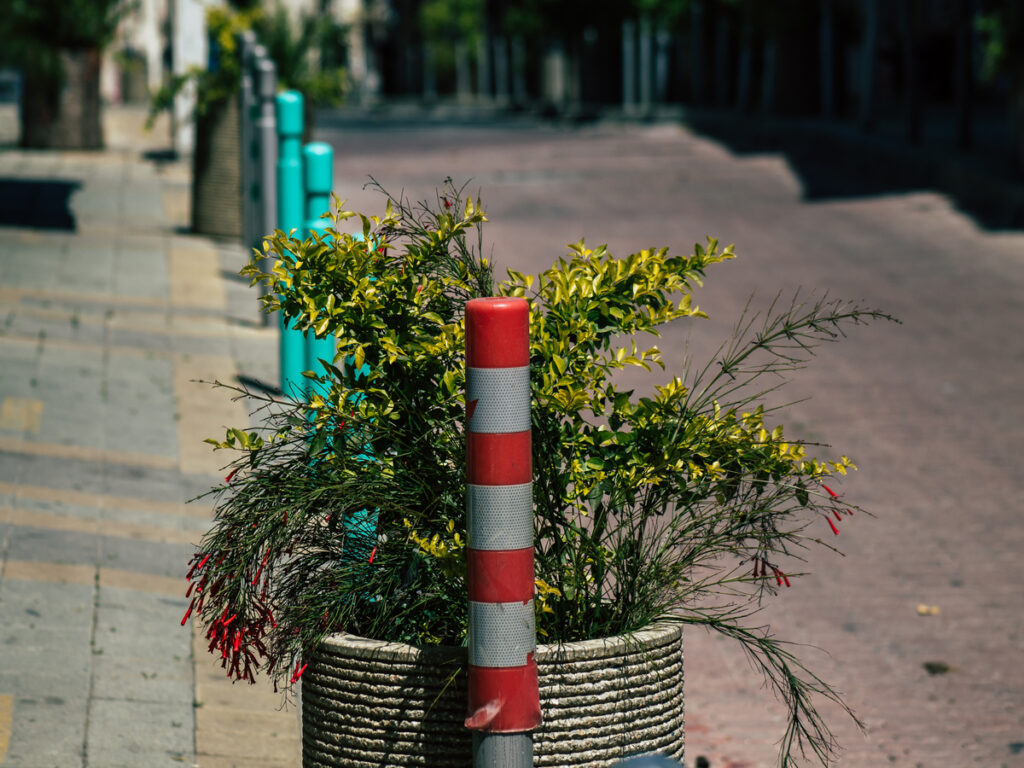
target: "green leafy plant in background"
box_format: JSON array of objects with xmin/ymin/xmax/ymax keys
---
[
  {"xmin": 0, "ymin": 0, "xmax": 129, "ymax": 81},
  {"xmin": 146, "ymin": 5, "xmax": 260, "ymax": 126},
  {"xmin": 146, "ymin": 3, "xmax": 348, "ymax": 129},
  {"xmin": 187, "ymin": 181, "xmax": 896, "ymax": 766},
  {"xmin": 252, "ymin": 5, "xmax": 350, "ymax": 111},
  {"xmin": 0, "ymin": 0, "xmax": 131, "ymax": 148}
]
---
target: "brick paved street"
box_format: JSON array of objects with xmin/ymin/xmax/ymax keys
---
[{"xmin": 319, "ymin": 118, "xmax": 1024, "ymax": 768}]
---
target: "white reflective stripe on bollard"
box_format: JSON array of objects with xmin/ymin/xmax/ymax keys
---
[
  {"xmin": 467, "ymin": 366, "xmax": 531, "ymax": 434},
  {"xmin": 468, "ymin": 600, "xmax": 536, "ymax": 668},
  {"xmin": 467, "ymin": 483, "xmax": 534, "ymax": 551}
]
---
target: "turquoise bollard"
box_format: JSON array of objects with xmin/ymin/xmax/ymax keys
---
[
  {"xmin": 302, "ymin": 141, "xmax": 337, "ymax": 402},
  {"xmin": 275, "ymin": 90, "xmax": 307, "ymax": 400}
]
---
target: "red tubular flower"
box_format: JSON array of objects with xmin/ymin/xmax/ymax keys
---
[
  {"xmin": 773, "ymin": 567, "xmax": 783, "ymax": 586},
  {"xmin": 827, "ymin": 516, "xmax": 840, "ymax": 535},
  {"xmin": 186, "ymin": 553, "xmax": 211, "ymax": 581},
  {"xmin": 833, "ymin": 509, "xmax": 843, "ymax": 521},
  {"xmin": 225, "ymin": 467, "xmax": 240, "ymax": 484},
  {"xmin": 368, "ymin": 546, "xmax": 378, "ymax": 564},
  {"xmin": 823, "ymin": 484, "xmax": 839, "ymax": 499},
  {"xmin": 252, "ymin": 548, "xmax": 271, "ymax": 587},
  {"xmin": 781, "ymin": 572, "xmax": 791, "ymax": 588},
  {"xmin": 180, "ymin": 602, "xmax": 194, "ymax": 626},
  {"xmin": 291, "ymin": 662, "xmax": 307, "ymax": 683}
]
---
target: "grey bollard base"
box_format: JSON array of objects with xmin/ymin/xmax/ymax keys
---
[
  {"xmin": 473, "ymin": 732, "xmax": 532, "ymax": 768},
  {"xmin": 611, "ymin": 755, "xmax": 683, "ymax": 768}
]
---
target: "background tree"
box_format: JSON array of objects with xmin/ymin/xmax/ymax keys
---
[{"xmin": 0, "ymin": 0, "xmax": 128, "ymax": 149}]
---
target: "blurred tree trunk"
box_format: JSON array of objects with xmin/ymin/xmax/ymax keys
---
[
  {"xmin": 493, "ymin": 35, "xmax": 510, "ymax": 105},
  {"xmin": 859, "ymin": 0, "xmax": 880, "ymax": 132},
  {"xmin": 455, "ymin": 40, "xmax": 472, "ymax": 102},
  {"xmin": 655, "ymin": 28, "xmax": 671, "ymax": 104},
  {"xmin": 623, "ymin": 19, "xmax": 636, "ymax": 114},
  {"xmin": 735, "ymin": 0, "xmax": 754, "ymax": 113},
  {"xmin": 639, "ymin": 16, "xmax": 653, "ymax": 115},
  {"xmin": 899, "ymin": 0, "xmax": 922, "ymax": 143},
  {"xmin": 761, "ymin": 34, "xmax": 777, "ymax": 114},
  {"xmin": 820, "ymin": 0, "xmax": 835, "ymax": 118},
  {"xmin": 21, "ymin": 48, "xmax": 104, "ymax": 149},
  {"xmin": 422, "ymin": 44, "xmax": 437, "ymax": 102},
  {"xmin": 476, "ymin": 32, "xmax": 491, "ymax": 101},
  {"xmin": 511, "ymin": 37, "xmax": 527, "ymax": 105},
  {"xmin": 714, "ymin": 13, "xmax": 730, "ymax": 107},
  {"xmin": 1014, "ymin": 81, "xmax": 1024, "ymax": 173},
  {"xmin": 953, "ymin": 0, "xmax": 973, "ymax": 149},
  {"xmin": 690, "ymin": 1, "xmax": 706, "ymax": 105}
]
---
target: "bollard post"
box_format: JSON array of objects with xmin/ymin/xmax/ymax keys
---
[
  {"xmin": 244, "ymin": 39, "xmax": 266, "ymax": 249},
  {"xmin": 302, "ymin": 142, "xmax": 337, "ymax": 401},
  {"xmin": 238, "ymin": 31, "xmax": 257, "ymax": 251},
  {"xmin": 255, "ymin": 56, "xmax": 278, "ymax": 324},
  {"xmin": 275, "ymin": 90, "xmax": 307, "ymax": 399},
  {"xmin": 464, "ymin": 297, "xmax": 540, "ymax": 768}
]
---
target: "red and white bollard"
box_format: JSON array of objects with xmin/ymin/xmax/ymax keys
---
[{"xmin": 464, "ymin": 297, "xmax": 540, "ymax": 768}]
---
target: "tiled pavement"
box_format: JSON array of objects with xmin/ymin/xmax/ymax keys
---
[{"xmin": 0, "ymin": 108, "xmax": 297, "ymax": 767}]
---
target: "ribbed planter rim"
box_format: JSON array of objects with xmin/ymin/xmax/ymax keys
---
[
  {"xmin": 318, "ymin": 620, "xmax": 682, "ymax": 660},
  {"xmin": 303, "ymin": 622, "xmax": 683, "ymax": 768}
]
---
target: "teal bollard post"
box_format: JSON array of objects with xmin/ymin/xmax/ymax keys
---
[
  {"xmin": 275, "ymin": 90, "xmax": 307, "ymax": 400},
  {"xmin": 302, "ymin": 142, "xmax": 337, "ymax": 402}
]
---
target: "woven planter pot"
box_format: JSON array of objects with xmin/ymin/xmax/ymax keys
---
[
  {"xmin": 191, "ymin": 95, "xmax": 242, "ymax": 238},
  {"xmin": 302, "ymin": 622, "xmax": 683, "ymax": 768}
]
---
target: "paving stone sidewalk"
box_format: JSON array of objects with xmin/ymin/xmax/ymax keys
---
[{"xmin": 0, "ymin": 107, "xmax": 297, "ymax": 767}]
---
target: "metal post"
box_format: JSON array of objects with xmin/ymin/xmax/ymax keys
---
[
  {"xmin": 255, "ymin": 56, "xmax": 278, "ymax": 323},
  {"xmin": 239, "ymin": 31, "xmax": 256, "ymax": 250},
  {"xmin": 248, "ymin": 39, "xmax": 267, "ymax": 250},
  {"xmin": 302, "ymin": 142, "xmax": 336, "ymax": 401},
  {"xmin": 464, "ymin": 297, "xmax": 540, "ymax": 768},
  {"xmin": 275, "ymin": 90, "xmax": 306, "ymax": 399}
]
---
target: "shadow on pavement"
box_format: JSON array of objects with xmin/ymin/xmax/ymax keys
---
[
  {"xmin": 236, "ymin": 373, "xmax": 281, "ymax": 397},
  {"xmin": 684, "ymin": 109, "xmax": 1024, "ymax": 231},
  {"xmin": 0, "ymin": 178, "xmax": 81, "ymax": 230}
]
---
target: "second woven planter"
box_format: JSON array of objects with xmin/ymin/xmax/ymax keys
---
[{"xmin": 302, "ymin": 622, "xmax": 684, "ymax": 768}]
